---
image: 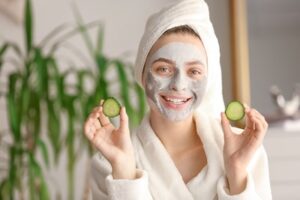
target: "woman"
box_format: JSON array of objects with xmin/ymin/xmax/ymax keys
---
[{"xmin": 84, "ymin": 0, "xmax": 272, "ymax": 199}]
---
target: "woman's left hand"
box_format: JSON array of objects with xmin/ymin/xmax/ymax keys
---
[{"xmin": 220, "ymin": 106, "xmax": 268, "ymax": 194}]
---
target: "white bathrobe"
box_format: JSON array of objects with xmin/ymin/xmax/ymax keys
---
[
  {"xmin": 90, "ymin": 111, "xmax": 272, "ymax": 200},
  {"xmin": 90, "ymin": 1, "xmax": 272, "ymax": 199}
]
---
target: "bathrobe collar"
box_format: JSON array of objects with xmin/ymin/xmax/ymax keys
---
[{"xmin": 134, "ymin": 111, "xmax": 225, "ymax": 199}]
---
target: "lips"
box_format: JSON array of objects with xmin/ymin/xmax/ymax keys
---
[{"xmin": 160, "ymin": 94, "xmax": 192, "ymax": 109}]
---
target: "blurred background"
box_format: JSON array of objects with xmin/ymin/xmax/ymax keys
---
[
  {"xmin": 247, "ymin": 0, "xmax": 300, "ymax": 199},
  {"xmin": 0, "ymin": 0, "xmax": 299, "ymax": 199},
  {"xmin": 247, "ymin": 0, "xmax": 300, "ymax": 115}
]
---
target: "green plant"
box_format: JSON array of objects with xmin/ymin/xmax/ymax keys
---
[{"xmin": 0, "ymin": 0, "xmax": 146, "ymax": 199}]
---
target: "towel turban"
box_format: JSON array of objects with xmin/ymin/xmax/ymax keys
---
[{"xmin": 134, "ymin": 0, "xmax": 225, "ymax": 118}]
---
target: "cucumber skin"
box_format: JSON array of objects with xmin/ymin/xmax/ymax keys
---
[
  {"xmin": 102, "ymin": 97, "xmax": 121, "ymax": 118},
  {"xmin": 225, "ymin": 101, "xmax": 245, "ymax": 121}
]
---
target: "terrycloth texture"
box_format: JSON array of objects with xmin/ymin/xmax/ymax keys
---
[
  {"xmin": 134, "ymin": 0, "xmax": 225, "ymax": 118},
  {"xmin": 90, "ymin": 112, "xmax": 272, "ymax": 200},
  {"xmin": 89, "ymin": 1, "xmax": 272, "ymax": 199}
]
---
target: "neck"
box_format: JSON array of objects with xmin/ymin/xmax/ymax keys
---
[{"xmin": 149, "ymin": 109, "xmax": 201, "ymax": 154}]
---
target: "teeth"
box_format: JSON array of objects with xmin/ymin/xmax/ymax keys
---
[{"xmin": 165, "ymin": 97, "xmax": 188, "ymax": 104}]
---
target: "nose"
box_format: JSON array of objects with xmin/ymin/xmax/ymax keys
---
[{"xmin": 169, "ymin": 70, "xmax": 187, "ymax": 91}]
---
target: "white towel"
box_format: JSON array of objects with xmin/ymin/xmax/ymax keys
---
[{"xmin": 134, "ymin": 0, "xmax": 225, "ymax": 118}]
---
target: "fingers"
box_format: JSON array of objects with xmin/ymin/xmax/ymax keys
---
[
  {"xmin": 84, "ymin": 109, "xmax": 110, "ymax": 154},
  {"xmin": 84, "ymin": 106, "xmax": 101, "ymax": 140},
  {"xmin": 244, "ymin": 108, "xmax": 268, "ymax": 145},
  {"xmin": 119, "ymin": 106, "xmax": 129, "ymax": 132},
  {"xmin": 245, "ymin": 108, "xmax": 268, "ymax": 131},
  {"xmin": 98, "ymin": 106, "xmax": 111, "ymax": 127},
  {"xmin": 84, "ymin": 100, "xmax": 111, "ymax": 141},
  {"xmin": 245, "ymin": 111, "xmax": 254, "ymax": 132},
  {"xmin": 84, "ymin": 119, "xmax": 95, "ymax": 141},
  {"xmin": 221, "ymin": 112, "xmax": 232, "ymax": 140}
]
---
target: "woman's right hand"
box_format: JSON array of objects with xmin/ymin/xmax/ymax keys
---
[{"xmin": 84, "ymin": 101, "xmax": 136, "ymax": 179}]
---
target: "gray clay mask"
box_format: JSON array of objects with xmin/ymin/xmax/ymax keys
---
[{"xmin": 144, "ymin": 42, "xmax": 208, "ymax": 121}]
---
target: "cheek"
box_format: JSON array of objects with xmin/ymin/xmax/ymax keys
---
[
  {"xmin": 145, "ymin": 72, "xmax": 170, "ymax": 92},
  {"xmin": 191, "ymin": 78, "xmax": 208, "ymax": 96},
  {"xmin": 145, "ymin": 74, "xmax": 156, "ymax": 92},
  {"xmin": 144, "ymin": 73, "xmax": 159, "ymax": 99}
]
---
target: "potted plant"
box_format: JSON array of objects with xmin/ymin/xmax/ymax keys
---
[{"xmin": 0, "ymin": 0, "xmax": 146, "ymax": 199}]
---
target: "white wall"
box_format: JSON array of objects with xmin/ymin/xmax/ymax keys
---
[
  {"xmin": 0, "ymin": 0, "xmax": 232, "ymax": 199},
  {"xmin": 247, "ymin": 0, "xmax": 300, "ymax": 114},
  {"xmin": 249, "ymin": 34, "xmax": 300, "ymax": 114}
]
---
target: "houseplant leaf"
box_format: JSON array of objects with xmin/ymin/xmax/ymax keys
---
[
  {"xmin": 24, "ymin": 0, "xmax": 33, "ymax": 54},
  {"xmin": 37, "ymin": 138, "xmax": 50, "ymax": 167}
]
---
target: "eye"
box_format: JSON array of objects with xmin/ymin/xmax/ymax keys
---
[
  {"xmin": 152, "ymin": 64, "xmax": 174, "ymax": 77},
  {"xmin": 187, "ymin": 68, "xmax": 204, "ymax": 80},
  {"xmin": 157, "ymin": 66, "xmax": 169, "ymax": 73},
  {"xmin": 191, "ymin": 69, "xmax": 201, "ymax": 75}
]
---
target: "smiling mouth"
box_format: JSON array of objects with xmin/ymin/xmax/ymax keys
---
[{"xmin": 160, "ymin": 95, "xmax": 192, "ymax": 105}]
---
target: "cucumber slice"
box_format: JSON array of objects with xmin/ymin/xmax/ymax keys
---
[
  {"xmin": 225, "ymin": 101, "xmax": 245, "ymax": 121},
  {"xmin": 102, "ymin": 97, "xmax": 121, "ymax": 118}
]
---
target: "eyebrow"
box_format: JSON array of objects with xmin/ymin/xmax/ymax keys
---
[
  {"xmin": 151, "ymin": 58, "xmax": 206, "ymax": 67},
  {"xmin": 152, "ymin": 58, "xmax": 175, "ymax": 65},
  {"xmin": 186, "ymin": 60, "xmax": 205, "ymax": 66}
]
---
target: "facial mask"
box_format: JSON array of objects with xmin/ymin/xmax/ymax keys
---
[{"xmin": 144, "ymin": 42, "xmax": 207, "ymax": 121}]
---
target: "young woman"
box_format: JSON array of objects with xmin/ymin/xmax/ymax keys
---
[{"xmin": 84, "ymin": 0, "xmax": 272, "ymax": 199}]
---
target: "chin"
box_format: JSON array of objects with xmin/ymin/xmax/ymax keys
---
[{"xmin": 160, "ymin": 106, "xmax": 194, "ymax": 122}]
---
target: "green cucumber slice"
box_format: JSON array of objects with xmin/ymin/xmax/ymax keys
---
[
  {"xmin": 102, "ymin": 97, "xmax": 121, "ymax": 118},
  {"xmin": 225, "ymin": 101, "xmax": 245, "ymax": 121}
]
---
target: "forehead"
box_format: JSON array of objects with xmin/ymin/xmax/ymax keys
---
[
  {"xmin": 147, "ymin": 33, "xmax": 206, "ymax": 60},
  {"xmin": 148, "ymin": 42, "xmax": 205, "ymax": 65}
]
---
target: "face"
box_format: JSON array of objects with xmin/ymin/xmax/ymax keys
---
[{"xmin": 143, "ymin": 33, "xmax": 208, "ymax": 121}]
